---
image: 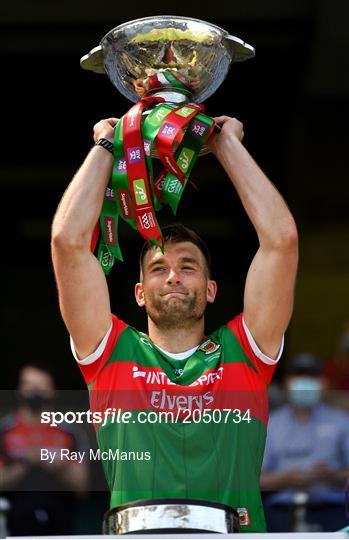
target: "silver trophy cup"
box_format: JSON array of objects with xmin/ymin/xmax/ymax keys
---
[
  {"xmin": 81, "ymin": 15, "xmax": 255, "ymax": 102},
  {"xmin": 81, "ymin": 16, "xmax": 255, "ymax": 155}
]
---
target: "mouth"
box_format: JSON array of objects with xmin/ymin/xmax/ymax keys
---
[{"xmin": 161, "ymin": 291, "xmax": 188, "ymax": 298}]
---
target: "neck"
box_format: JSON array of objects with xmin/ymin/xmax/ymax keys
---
[{"xmin": 147, "ymin": 318, "xmax": 205, "ymax": 354}]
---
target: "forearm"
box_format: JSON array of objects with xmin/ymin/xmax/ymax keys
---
[
  {"xmin": 52, "ymin": 145, "xmax": 113, "ymax": 249},
  {"xmin": 214, "ymin": 136, "xmax": 297, "ymax": 248}
]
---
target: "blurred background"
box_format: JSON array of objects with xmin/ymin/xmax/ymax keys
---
[{"xmin": 0, "ymin": 0, "xmax": 348, "ymax": 534}]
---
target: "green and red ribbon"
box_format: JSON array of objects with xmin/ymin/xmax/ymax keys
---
[{"xmin": 93, "ymin": 92, "xmax": 215, "ymax": 275}]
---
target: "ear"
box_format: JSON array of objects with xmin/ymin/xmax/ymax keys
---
[
  {"xmin": 135, "ymin": 282, "xmax": 145, "ymax": 307},
  {"xmin": 206, "ymin": 279, "xmax": 217, "ymax": 304}
]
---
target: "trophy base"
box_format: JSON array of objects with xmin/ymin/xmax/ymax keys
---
[{"xmin": 103, "ymin": 498, "xmax": 240, "ymax": 534}]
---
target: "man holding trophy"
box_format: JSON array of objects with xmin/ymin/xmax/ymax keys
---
[{"xmin": 51, "ymin": 17, "xmax": 298, "ymax": 534}]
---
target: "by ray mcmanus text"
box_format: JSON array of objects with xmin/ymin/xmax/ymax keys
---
[{"xmin": 40, "ymin": 448, "xmax": 152, "ymax": 464}]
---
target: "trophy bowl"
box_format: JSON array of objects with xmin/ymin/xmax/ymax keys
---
[{"xmin": 80, "ymin": 15, "xmax": 255, "ymax": 104}]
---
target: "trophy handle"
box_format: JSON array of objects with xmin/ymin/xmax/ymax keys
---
[
  {"xmin": 224, "ymin": 35, "xmax": 255, "ymax": 63},
  {"xmin": 80, "ymin": 46, "xmax": 105, "ymax": 74}
]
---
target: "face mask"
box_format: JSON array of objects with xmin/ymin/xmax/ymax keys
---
[
  {"xmin": 18, "ymin": 393, "xmax": 53, "ymax": 412},
  {"xmin": 287, "ymin": 377, "xmax": 322, "ymax": 408}
]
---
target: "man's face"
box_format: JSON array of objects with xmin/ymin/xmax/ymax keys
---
[
  {"xmin": 17, "ymin": 366, "xmax": 55, "ymax": 412},
  {"xmin": 18, "ymin": 367, "xmax": 55, "ymax": 398},
  {"xmin": 135, "ymin": 241, "xmax": 217, "ymax": 329}
]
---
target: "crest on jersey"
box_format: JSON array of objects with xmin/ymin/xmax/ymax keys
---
[
  {"xmin": 199, "ymin": 339, "xmax": 221, "ymax": 355},
  {"xmin": 237, "ymin": 507, "xmax": 251, "ymax": 526}
]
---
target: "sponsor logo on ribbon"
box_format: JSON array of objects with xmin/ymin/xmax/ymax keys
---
[
  {"xmin": 178, "ymin": 147, "xmax": 194, "ymax": 173},
  {"xmin": 105, "ymin": 187, "xmax": 115, "ymax": 201},
  {"xmin": 148, "ymin": 106, "xmax": 168, "ymax": 127},
  {"xmin": 104, "ymin": 217, "xmax": 116, "ymax": 246},
  {"xmin": 127, "ymin": 147, "xmax": 143, "ymax": 163},
  {"xmin": 100, "ymin": 251, "xmax": 114, "ymax": 268},
  {"xmin": 127, "ymin": 108, "xmax": 138, "ymax": 128},
  {"xmin": 190, "ymin": 120, "xmax": 208, "ymax": 139},
  {"xmin": 160, "ymin": 123, "xmax": 177, "ymax": 137},
  {"xmin": 117, "ymin": 157, "xmax": 127, "ymax": 172},
  {"xmin": 166, "ymin": 176, "xmax": 182, "ymax": 195},
  {"xmin": 154, "ymin": 173, "xmax": 166, "ymax": 192},
  {"xmin": 175, "ymin": 106, "xmax": 196, "ymax": 118},
  {"xmin": 133, "ymin": 179, "xmax": 148, "ymax": 205},
  {"xmin": 139, "ymin": 212, "xmax": 155, "ymax": 231},
  {"xmin": 118, "ymin": 190, "xmax": 132, "ymax": 218},
  {"xmin": 143, "ymin": 139, "xmax": 151, "ymax": 156}
]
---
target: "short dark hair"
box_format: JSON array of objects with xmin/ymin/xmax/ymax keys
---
[
  {"xmin": 139, "ymin": 224, "xmax": 212, "ymax": 277},
  {"xmin": 286, "ymin": 353, "xmax": 324, "ymax": 377},
  {"xmin": 18, "ymin": 363, "xmax": 56, "ymax": 387}
]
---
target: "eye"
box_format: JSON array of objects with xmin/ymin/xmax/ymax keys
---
[
  {"xmin": 182, "ymin": 266, "xmax": 195, "ymax": 271},
  {"xmin": 152, "ymin": 266, "xmax": 165, "ymax": 272}
]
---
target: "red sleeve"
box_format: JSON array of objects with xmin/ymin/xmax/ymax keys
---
[
  {"xmin": 227, "ymin": 313, "xmax": 278, "ymax": 384},
  {"xmin": 77, "ymin": 314, "xmax": 128, "ymax": 385}
]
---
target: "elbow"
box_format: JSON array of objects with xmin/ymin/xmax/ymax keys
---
[
  {"xmin": 270, "ymin": 218, "xmax": 298, "ymax": 252},
  {"xmin": 51, "ymin": 225, "xmax": 88, "ymax": 254},
  {"xmin": 282, "ymin": 220, "xmax": 298, "ymax": 250}
]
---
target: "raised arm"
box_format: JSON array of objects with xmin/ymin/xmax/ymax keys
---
[
  {"xmin": 209, "ymin": 116, "xmax": 298, "ymax": 358},
  {"xmin": 51, "ymin": 119, "xmax": 118, "ymax": 359}
]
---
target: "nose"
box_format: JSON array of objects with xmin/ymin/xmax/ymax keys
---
[{"xmin": 166, "ymin": 268, "xmax": 181, "ymax": 284}]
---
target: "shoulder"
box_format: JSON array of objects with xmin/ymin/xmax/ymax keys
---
[
  {"xmin": 223, "ymin": 313, "xmax": 282, "ymax": 384},
  {"xmin": 74, "ymin": 314, "xmax": 129, "ymax": 385},
  {"xmin": 318, "ymin": 403, "xmax": 349, "ymax": 423}
]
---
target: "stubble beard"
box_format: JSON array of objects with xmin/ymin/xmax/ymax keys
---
[{"xmin": 145, "ymin": 291, "xmax": 206, "ymax": 331}]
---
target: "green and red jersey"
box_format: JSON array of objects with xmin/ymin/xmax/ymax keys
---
[{"xmin": 74, "ymin": 313, "xmax": 280, "ymax": 532}]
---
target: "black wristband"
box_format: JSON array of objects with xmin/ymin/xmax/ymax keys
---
[{"xmin": 95, "ymin": 138, "xmax": 114, "ymax": 155}]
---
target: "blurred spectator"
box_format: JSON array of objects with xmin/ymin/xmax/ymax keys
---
[
  {"xmin": 261, "ymin": 353, "xmax": 349, "ymax": 532},
  {"xmin": 0, "ymin": 364, "xmax": 89, "ymax": 536}
]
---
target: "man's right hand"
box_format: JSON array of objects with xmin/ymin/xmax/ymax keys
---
[{"xmin": 93, "ymin": 117, "xmax": 119, "ymax": 143}]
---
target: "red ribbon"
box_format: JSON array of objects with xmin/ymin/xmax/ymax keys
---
[
  {"xmin": 122, "ymin": 96, "xmax": 165, "ymax": 247},
  {"xmin": 155, "ymin": 103, "xmax": 203, "ymax": 184}
]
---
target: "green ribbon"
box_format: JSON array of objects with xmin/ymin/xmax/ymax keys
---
[{"xmin": 161, "ymin": 112, "xmax": 214, "ymax": 213}]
